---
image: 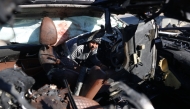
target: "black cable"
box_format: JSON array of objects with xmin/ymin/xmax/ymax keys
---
[{"xmin": 63, "ymin": 79, "xmax": 78, "ymax": 109}]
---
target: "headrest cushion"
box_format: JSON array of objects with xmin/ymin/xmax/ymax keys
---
[{"xmin": 40, "ymin": 17, "xmax": 57, "ymax": 45}]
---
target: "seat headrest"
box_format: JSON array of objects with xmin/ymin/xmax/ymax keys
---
[{"xmin": 40, "ymin": 17, "xmax": 57, "ymax": 45}]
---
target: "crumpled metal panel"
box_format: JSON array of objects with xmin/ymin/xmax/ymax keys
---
[
  {"xmin": 0, "ymin": 68, "xmax": 35, "ymax": 109},
  {"xmin": 30, "ymin": 84, "xmax": 68, "ymax": 109},
  {"xmin": 0, "ymin": 68, "xmax": 35, "ymax": 93}
]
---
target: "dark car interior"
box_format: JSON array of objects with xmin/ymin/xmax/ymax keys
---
[{"xmin": 0, "ymin": 0, "xmax": 190, "ymax": 109}]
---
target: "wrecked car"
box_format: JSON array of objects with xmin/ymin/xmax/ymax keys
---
[{"xmin": 0, "ymin": 0, "xmax": 190, "ymax": 109}]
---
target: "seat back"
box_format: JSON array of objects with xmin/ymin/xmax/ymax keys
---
[{"xmin": 39, "ymin": 17, "xmax": 58, "ymax": 73}]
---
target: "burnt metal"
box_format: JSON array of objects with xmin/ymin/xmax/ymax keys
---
[
  {"xmin": 108, "ymin": 81, "xmax": 154, "ymax": 109},
  {"xmin": 0, "ymin": 68, "xmax": 35, "ymax": 109},
  {"xmin": 2, "ymin": 0, "xmax": 190, "ymax": 109},
  {"xmin": 0, "ymin": 68, "xmax": 35, "ymax": 93},
  {"xmin": 160, "ymin": 38, "xmax": 190, "ymax": 67},
  {"xmin": 30, "ymin": 84, "xmax": 68, "ymax": 109},
  {"xmin": 30, "ymin": 84, "xmax": 102, "ymax": 109}
]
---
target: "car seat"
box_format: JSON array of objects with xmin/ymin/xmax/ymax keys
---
[
  {"xmin": 38, "ymin": 17, "xmax": 79, "ymax": 88},
  {"xmin": 38, "ymin": 17, "xmax": 105, "ymax": 101}
]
